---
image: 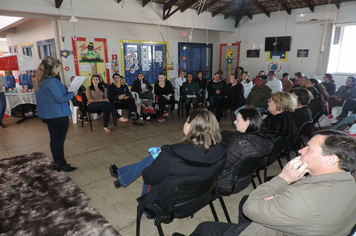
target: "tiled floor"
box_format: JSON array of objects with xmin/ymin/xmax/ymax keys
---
[{"xmin": 0, "ymin": 111, "xmax": 287, "ymax": 236}]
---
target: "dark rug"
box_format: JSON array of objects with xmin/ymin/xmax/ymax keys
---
[{"xmin": 0, "ymin": 153, "xmax": 121, "ymax": 236}]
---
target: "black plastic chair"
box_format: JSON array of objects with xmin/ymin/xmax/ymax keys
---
[
  {"xmin": 136, "ymin": 177, "xmax": 217, "ymax": 236},
  {"xmin": 210, "ymin": 155, "xmax": 265, "ymax": 223},
  {"xmin": 291, "ymin": 121, "xmax": 313, "ymax": 156},
  {"xmin": 312, "ymin": 111, "xmax": 324, "ymax": 132},
  {"xmin": 81, "ymin": 93, "xmax": 94, "ymax": 131},
  {"xmin": 255, "ymin": 136, "xmax": 290, "ymax": 183}
]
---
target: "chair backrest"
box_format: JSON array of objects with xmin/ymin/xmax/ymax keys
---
[
  {"xmin": 293, "ymin": 121, "xmax": 313, "ymax": 144},
  {"xmin": 81, "ymin": 92, "xmax": 88, "ymax": 107},
  {"xmin": 312, "ymin": 111, "xmax": 324, "ymax": 126},
  {"xmin": 265, "ymin": 136, "xmax": 289, "ymax": 166},
  {"xmin": 168, "ymin": 176, "xmax": 216, "ymax": 212}
]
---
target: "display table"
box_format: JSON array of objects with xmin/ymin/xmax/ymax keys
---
[{"xmin": 5, "ymin": 92, "xmax": 37, "ymax": 123}]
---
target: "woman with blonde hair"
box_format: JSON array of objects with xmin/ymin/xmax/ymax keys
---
[
  {"xmin": 109, "ymin": 109, "xmax": 227, "ymax": 216},
  {"xmin": 264, "ymin": 91, "xmax": 298, "ymax": 138},
  {"xmin": 34, "ymin": 56, "xmax": 77, "ymax": 172}
]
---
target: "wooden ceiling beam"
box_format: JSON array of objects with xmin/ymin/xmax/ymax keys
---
[
  {"xmin": 251, "ymin": 0, "xmax": 270, "ymax": 17},
  {"xmin": 198, "ymin": 0, "xmax": 220, "ymax": 15},
  {"xmin": 333, "ymin": 0, "xmax": 340, "ymax": 9},
  {"xmin": 55, "ymin": 0, "xmax": 63, "ymax": 8},
  {"xmin": 212, "ymin": 0, "xmax": 240, "ymax": 18},
  {"xmin": 302, "ymin": 0, "xmax": 314, "ymax": 12},
  {"xmin": 181, "ymin": 0, "xmax": 199, "ymax": 12},
  {"xmin": 232, "ymin": 0, "xmax": 251, "ymax": 27},
  {"xmin": 278, "ymin": 0, "xmax": 291, "ymax": 15},
  {"xmin": 142, "ymin": 0, "xmax": 150, "ymax": 7},
  {"xmin": 163, "ymin": 0, "xmax": 181, "ymax": 20},
  {"xmin": 164, "ymin": 0, "xmax": 180, "ymax": 11},
  {"xmin": 245, "ymin": 11, "xmax": 252, "ymax": 19}
]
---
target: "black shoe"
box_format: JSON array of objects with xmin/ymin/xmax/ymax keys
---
[
  {"xmin": 84, "ymin": 117, "xmax": 89, "ymax": 123},
  {"xmin": 0, "ymin": 123, "xmax": 5, "ymax": 128},
  {"xmin": 109, "ymin": 164, "xmax": 118, "ymax": 178},
  {"xmin": 53, "ymin": 163, "xmax": 77, "ymax": 172},
  {"xmin": 130, "ymin": 112, "xmax": 138, "ymax": 120},
  {"xmin": 172, "ymin": 233, "xmax": 186, "ymax": 236},
  {"xmin": 114, "ymin": 180, "xmax": 122, "ymax": 189},
  {"xmin": 133, "ymin": 120, "xmax": 143, "ymax": 126},
  {"xmin": 78, "ymin": 115, "xmax": 84, "ymax": 121}
]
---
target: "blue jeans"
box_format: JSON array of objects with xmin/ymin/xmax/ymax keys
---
[
  {"xmin": 331, "ymin": 114, "xmax": 356, "ymax": 130},
  {"xmin": 117, "ymin": 154, "xmax": 154, "ymax": 195},
  {"xmin": 87, "ymin": 101, "xmax": 121, "ymax": 127},
  {"xmin": 234, "ymin": 105, "xmax": 267, "ymax": 116},
  {"xmin": 0, "ymin": 92, "xmax": 6, "ymax": 124}
]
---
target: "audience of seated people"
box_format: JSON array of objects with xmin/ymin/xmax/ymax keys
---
[
  {"xmin": 108, "ymin": 74, "xmax": 142, "ymax": 126},
  {"xmin": 291, "ymin": 88, "xmax": 313, "ymax": 130},
  {"xmin": 131, "ymin": 72, "xmax": 153, "ymax": 100},
  {"xmin": 85, "ymin": 75, "xmax": 128, "ymax": 132},
  {"xmin": 328, "ymin": 76, "xmax": 356, "ymax": 114},
  {"xmin": 174, "ymin": 71, "xmax": 186, "ymax": 101},
  {"xmin": 235, "ymin": 75, "xmax": 271, "ymax": 115},
  {"xmin": 321, "ymin": 73, "xmax": 336, "ymax": 96},
  {"xmin": 292, "ymin": 72, "xmax": 305, "ymax": 88},
  {"xmin": 305, "ymin": 78, "xmax": 328, "ymax": 117},
  {"xmin": 217, "ymin": 108, "xmax": 274, "ymax": 193},
  {"xmin": 217, "ymin": 70, "xmax": 226, "ymax": 83},
  {"xmin": 207, "ymin": 72, "xmax": 226, "ymax": 107},
  {"xmin": 264, "ymin": 91, "xmax": 297, "ymax": 138},
  {"xmin": 280, "ymin": 72, "xmax": 293, "ymax": 92},
  {"xmin": 252, "ymin": 70, "xmax": 265, "ymax": 85},
  {"xmin": 266, "ymin": 71, "xmax": 283, "ymax": 93},
  {"xmin": 195, "ymin": 70, "xmax": 207, "ymax": 106},
  {"xmin": 240, "ymin": 72, "xmax": 253, "ymax": 104},
  {"xmin": 181, "ymin": 73, "xmax": 199, "ymax": 117},
  {"xmin": 208, "ymin": 74, "xmax": 244, "ymax": 123},
  {"xmin": 69, "ymin": 75, "xmax": 88, "ymax": 123},
  {"xmin": 235, "ymin": 66, "xmax": 244, "ymax": 80},
  {"xmin": 154, "ymin": 73, "xmax": 175, "ymax": 122}
]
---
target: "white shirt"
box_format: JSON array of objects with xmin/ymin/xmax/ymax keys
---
[
  {"xmin": 241, "ymin": 80, "xmax": 253, "ymax": 99},
  {"xmin": 267, "ymin": 78, "xmax": 283, "ymax": 93},
  {"xmin": 174, "ymin": 77, "xmax": 186, "ymax": 98},
  {"xmin": 0, "ymin": 76, "xmax": 4, "ymax": 93}
]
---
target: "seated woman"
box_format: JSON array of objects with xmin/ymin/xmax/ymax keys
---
[
  {"xmin": 240, "ymin": 72, "xmax": 253, "ymax": 104},
  {"xmin": 85, "ymin": 75, "xmax": 128, "ymax": 132},
  {"xmin": 264, "ymin": 91, "xmax": 297, "ymax": 138},
  {"xmin": 208, "ymin": 74, "xmax": 244, "ymax": 122},
  {"xmin": 291, "ymin": 88, "xmax": 313, "ymax": 130},
  {"xmin": 305, "ymin": 78, "xmax": 328, "ymax": 116},
  {"xmin": 321, "ymin": 73, "xmax": 336, "ymax": 96},
  {"xmin": 131, "ymin": 72, "xmax": 153, "ymax": 100},
  {"xmin": 195, "ymin": 71, "xmax": 207, "ymax": 106},
  {"xmin": 217, "ymin": 108, "xmax": 274, "ymax": 194},
  {"xmin": 182, "ymin": 73, "xmax": 199, "ymax": 117},
  {"xmin": 108, "ymin": 74, "xmax": 142, "ymax": 126},
  {"xmin": 154, "ymin": 73, "xmax": 175, "ymax": 122},
  {"xmin": 109, "ymin": 109, "xmax": 227, "ymax": 215}
]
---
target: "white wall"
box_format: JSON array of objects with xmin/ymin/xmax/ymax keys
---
[{"xmin": 0, "ymin": 41, "xmax": 8, "ymax": 52}]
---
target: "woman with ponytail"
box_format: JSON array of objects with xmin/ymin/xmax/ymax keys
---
[{"xmin": 34, "ymin": 56, "xmax": 77, "ymax": 172}]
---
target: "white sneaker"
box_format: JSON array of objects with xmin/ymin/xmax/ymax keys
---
[{"xmin": 146, "ymin": 115, "xmax": 151, "ymax": 121}]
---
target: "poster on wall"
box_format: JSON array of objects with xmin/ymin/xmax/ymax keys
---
[
  {"xmin": 226, "ymin": 49, "xmax": 234, "ymax": 59},
  {"xmin": 77, "ymin": 41, "xmax": 104, "ymax": 63},
  {"xmin": 267, "ymin": 61, "xmax": 283, "ymax": 73},
  {"xmin": 246, "ymin": 50, "xmax": 260, "ymax": 58},
  {"xmin": 297, "ymin": 49, "xmax": 309, "ymax": 57},
  {"xmin": 267, "ymin": 51, "xmax": 288, "ymax": 61}
]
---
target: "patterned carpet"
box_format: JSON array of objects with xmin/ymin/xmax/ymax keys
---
[{"xmin": 0, "ymin": 153, "xmax": 121, "ymax": 236}]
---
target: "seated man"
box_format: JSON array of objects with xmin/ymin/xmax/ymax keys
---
[
  {"xmin": 266, "ymin": 70, "xmax": 283, "ymax": 93},
  {"xmin": 328, "ymin": 76, "xmax": 356, "ymax": 114},
  {"xmin": 185, "ymin": 130, "xmax": 356, "ymax": 236},
  {"xmin": 235, "ymin": 75, "xmax": 271, "ymax": 115},
  {"xmin": 108, "ymin": 74, "xmax": 142, "ymax": 126}
]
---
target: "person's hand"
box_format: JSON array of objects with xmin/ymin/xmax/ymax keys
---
[
  {"xmin": 118, "ymin": 94, "xmax": 125, "ymax": 100},
  {"xmin": 216, "ymin": 90, "xmax": 221, "ymax": 94},
  {"xmin": 199, "ymin": 89, "xmax": 203, "ymax": 93},
  {"xmin": 278, "ymin": 156, "xmax": 309, "ymax": 184},
  {"xmin": 142, "ymin": 89, "xmax": 148, "ymax": 93},
  {"xmin": 103, "ymin": 99, "xmax": 109, "ymax": 102},
  {"xmin": 124, "ymin": 96, "xmax": 129, "ymax": 100},
  {"xmin": 73, "ymin": 91, "xmax": 78, "ymax": 96},
  {"xmin": 246, "ymin": 105, "xmax": 255, "ymax": 108},
  {"xmin": 165, "ymin": 95, "xmax": 171, "ymax": 100},
  {"xmin": 119, "ymin": 117, "xmax": 128, "ymax": 122}
]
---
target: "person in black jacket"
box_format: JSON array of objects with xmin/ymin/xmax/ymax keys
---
[
  {"xmin": 291, "ymin": 88, "xmax": 313, "ymax": 130},
  {"xmin": 154, "ymin": 73, "xmax": 175, "ymax": 122},
  {"xmin": 195, "ymin": 71, "xmax": 207, "ymax": 105},
  {"xmin": 207, "ymin": 72, "xmax": 226, "ymax": 106},
  {"xmin": 131, "ymin": 72, "xmax": 153, "ymax": 99},
  {"xmin": 208, "ymin": 74, "xmax": 244, "ymax": 122}
]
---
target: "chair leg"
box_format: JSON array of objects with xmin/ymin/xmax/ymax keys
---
[
  {"xmin": 155, "ymin": 222, "xmax": 164, "ymax": 236},
  {"xmin": 218, "ymin": 195, "xmax": 231, "ymax": 223},
  {"xmin": 136, "ymin": 212, "xmax": 142, "ymax": 236},
  {"xmin": 208, "ymin": 202, "xmax": 219, "ymax": 222},
  {"xmin": 277, "ymin": 157, "xmax": 283, "ymax": 170},
  {"xmin": 256, "ymin": 169, "xmax": 263, "ymax": 184},
  {"xmin": 88, "ymin": 113, "xmax": 93, "ymax": 131},
  {"xmin": 251, "ymin": 178, "xmax": 257, "ymax": 189}
]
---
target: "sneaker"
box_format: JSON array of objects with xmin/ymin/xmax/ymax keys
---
[
  {"xmin": 163, "ymin": 111, "xmax": 169, "ymax": 117},
  {"xmin": 130, "ymin": 112, "xmax": 138, "ymax": 120},
  {"xmin": 158, "ymin": 117, "xmax": 165, "ymax": 122},
  {"xmin": 133, "ymin": 120, "xmax": 143, "ymax": 126},
  {"xmin": 336, "ymin": 114, "xmax": 347, "ymax": 120},
  {"xmin": 145, "ymin": 115, "xmax": 151, "ymax": 121}
]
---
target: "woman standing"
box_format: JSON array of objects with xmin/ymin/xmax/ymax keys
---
[
  {"xmin": 34, "ymin": 56, "xmax": 76, "ymax": 172},
  {"xmin": 86, "ymin": 75, "xmax": 128, "ymax": 132},
  {"xmin": 154, "ymin": 73, "xmax": 175, "ymax": 122},
  {"xmin": 0, "ymin": 75, "xmax": 6, "ymax": 128}
]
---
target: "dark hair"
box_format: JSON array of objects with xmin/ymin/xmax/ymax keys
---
[
  {"xmin": 258, "ymin": 75, "xmax": 268, "ymax": 81},
  {"xmin": 268, "ymin": 71, "xmax": 276, "ymax": 76},
  {"xmin": 112, "ymin": 73, "xmax": 121, "ymax": 79},
  {"xmin": 324, "ymin": 73, "xmax": 334, "ymax": 83},
  {"xmin": 291, "ymin": 88, "xmax": 311, "ymax": 105},
  {"xmin": 308, "ymin": 78, "xmax": 329, "ymax": 100},
  {"xmin": 241, "ymin": 72, "xmax": 251, "ymax": 83},
  {"xmin": 235, "ymin": 67, "xmax": 244, "ymax": 75},
  {"xmin": 239, "ymin": 108, "xmax": 266, "ymax": 133},
  {"xmin": 181, "ymin": 109, "xmax": 222, "ymax": 152},
  {"xmin": 282, "ymin": 73, "xmax": 289, "ymax": 77},
  {"xmin": 348, "ymin": 76, "xmax": 356, "ymax": 86},
  {"xmin": 136, "ymin": 72, "xmax": 146, "ymax": 81},
  {"xmin": 217, "ymin": 70, "xmax": 223, "ymax": 75},
  {"xmin": 90, "ymin": 75, "xmax": 105, "ymax": 92},
  {"xmin": 315, "ymin": 130, "xmax": 356, "ymax": 172},
  {"xmin": 295, "ymin": 72, "xmax": 304, "ymax": 79},
  {"xmin": 197, "ymin": 71, "xmax": 204, "ymax": 77},
  {"xmin": 187, "ymin": 73, "xmax": 194, "ymax": 82}
]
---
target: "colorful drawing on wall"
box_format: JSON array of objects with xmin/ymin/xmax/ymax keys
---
[
  {"xmin": 226, "ymin": 49, "xmax": 234, "ymax": 59},
  {"xmin": 130, "ymin": 68, "xmax": 135, "ymax": 74},
  {"xmin": 134, "ymin": 59, "xmax": 139, "ymax": 64},
  {"xmin": 182, "ymin": 56, "xmax": 187, "ymax": 61},
  {"xmin": 64, "ymin": 66, "xmax": 70, "ymax": 71},
  {"xmin": 125, "ymin": 65, "xmax": 130, "ymax": 71},
  {"xmin": 267, "ymin": 61, "xmax": 283, "ymax": 73},
  {"xmin": 125, "ymin": 55, "xmax": 130, "ymax": 60},
  {"xmin": 267, "ymin": 51, "xmax": 288, "ymax": 61},
  {"xmin": 134, "ymin": 65, "xmax": 139, "ymax": 70},
  {"xmin": 60, "ymin": 49, "xmax": 69, "ymax": 58},
  {"xmin": 78, "ymin": 42, "xmax": 104, "ymax": 63},
  {"xmin": 180, "ymin": 31, "xmax": 188, "ymax": 38}
]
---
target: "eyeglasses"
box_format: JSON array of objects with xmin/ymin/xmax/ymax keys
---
[{"xmin": 268, "ymin": 98, "xmax": 272, "ymax": 103}]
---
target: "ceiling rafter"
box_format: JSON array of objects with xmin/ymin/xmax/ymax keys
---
[
  {"xmin": 142, "ymin": 0, "xmax": 151, "ymax": 7},
  {"xmin": 181, "ymin": 0, "xmax": 200, "ymax": 12},
  {"xmin": 333, "ymin": 0, "xmax": 340, "ymax": 9},
  {"xmin": 302, "ymin": 0, "xmax": 314, "ymax": 12},
  {"xmin": 212, "ymin": 0, "xmax": 240, "ymax": 17},
  {"xmin": 197, "ymin": 0, "xmax": 221, "ymax": 15},
  {"xmin": 277, "ymin": 0, "xmax": 291, "ymax": 15},
  {"xmin": 163, "ymin": 0, "xmax": 181, "ymax": 20},
  {"xmin": 245, "ymin": 11, "xmax": 252, "ymax": 19},
  {"xmin": 232, "ymin": 0, "xmax": 251, "ymax": 27},
  {"xmin": 251, "ymin": 0, "xmax": 270, "ymax": 17},
  {"xmin": 224, "ymin": 0, "xmax": 251, "ymax": 19},
  {"xmin": 55, "ymin": 0, "xmax": 63, "ymax": 8}
]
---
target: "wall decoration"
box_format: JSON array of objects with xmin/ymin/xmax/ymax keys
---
[
  {"xmin": 267, "ymin": 61, "xmax": 283, "ymax": 73},
  {"xmin": 182, "ymin": 56, "xmax": 187, "ymax": 60},
  {"xmin": 64, "ymin": 66, "xmax": 70, "ymax": 71},
  {"xmin": 134, "ymin": 65, "xmax": 139, "ymax": 70},
  {"xmin": 131, "ymin": 53, "xmax": 137, "ymax": 59},
  {"xmin": 267, "ymin": 51, "xmax": 288, "ymax": 61},
  {"xmin": 134, "ymin": 59, "xmax": 139, "ymax": 64},
  {"xmin": 297, "ymin": 49, "xmax": 309, "ymax": 57},
  {"xmin": 125, "ymin": 55, "xmax": 130, "ymax": 60},
  {"xmin": 180, "ymin": 31, "xmax": 188, "ymax": 38},
  {"xmin": 80, "ymin": 64, "xmax": 90, "ymax": 71},
  {"xmin": 246, "ymin": 50, "xmax": 260, "ymax": 58},
  {"xmin": 226, "ymin": 49, "xmax": 234, "ymax": 59},
  {"xmin": 60, "ymin": 49, "xmax": 69, "ymax": 58},
  {"xmin": 130, "ymin": 68, "xmax": 135, "ymax": 73},
  {"xmin": 127, "ymin": 60, "xmax": 133, "ymax": 66},
  {"xmin": 125, "ymin": 65, "xmax": 130, "ymax": 71},
  {"xmin": 78, "ymin": 42, "xmax": 104, "ymax": 63}
]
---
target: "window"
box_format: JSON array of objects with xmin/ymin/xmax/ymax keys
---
[
  {"xmin": 22, "ymin": 46, "xmax": 33, "ymax": 57},
  {"xmin": 327, "ymin": 24, "xmax": 356, "ymax": 74},
  {"xmin": 37, "ymin": 38, "xmax": 56, "ymax": 59}
]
